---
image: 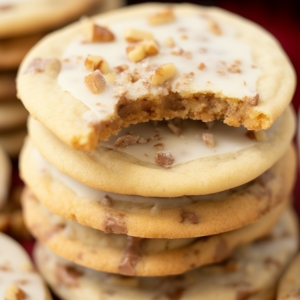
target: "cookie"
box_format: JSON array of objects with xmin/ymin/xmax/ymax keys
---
[
  {"xmin": 0, "ymin": 72, "xmax": 16, "ymax": 100},
  {"xmin": 22, "ymin": 187, "xmax": 287, "ymax": 276},
  {"xmin": 26, "ymin": 105, "xmax": 295, "ymax": 198},
  {"xmin": 20, "ymin": 138, "xmax": 295, "ymax": 238},
  {"xmin": 17, "ymin": 3, "xmax": 296, "ymax": 151},
  {"xmin": 0, "ymin": 127, "xmax": 26, "ymax": 157},
  {"xmin": 0, "ymin": 145, "xmax": 11, "ymax": 212},
  {"xmin": 33, "ymin": 208, "xmax": 299, "ymax": 300},
  {"xmin": 0, "ymin": 0, "xmax": 99, "ymax": 39},
  {"xmin": 0, "ymin": 101, "xmax": 28, "ymax": 131},
  {"xmin": 0, "ymin": 34, "xmax": 43, "ymax": 70},
  {"xmin": 277, "ymin": 253, "xmax": 300, "ymax": 300},
  {"xmin": 0, "ymin": 232, "xmax": 52, "ymax": 300}
]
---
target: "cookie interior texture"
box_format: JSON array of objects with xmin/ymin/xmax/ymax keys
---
[
  {"xmin": 20, "ymin": 138, "xmax": 296, "ymax": 238},
  {"xmin": 33, "ymin": 208, "xmax": 298, "ymax": 300},
  {"xmin": 22, "ymin": 188, "xmax": 287, "ymax": 276},
  {"xmin": 17, "ymin": 3, "xmax": 295, "ymax": 151},
  {"xmin": 27, "ymin": 106, "xmax": 295, "ymax": 197}
]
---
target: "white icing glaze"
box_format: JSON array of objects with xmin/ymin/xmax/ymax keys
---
[
  {"xmin": 101, "ymin": 119, "xmax": 261, "ymax": 165},
  {"xmin": 58, "ymin": 13, "xmax": 261, "ymax": 123},
  {"xmin": 34, "ymin": 145, "xmax": 251, "ymax": 208},
  {"xmin": 0, "ymin": 233, "xmax": 46, "ymax": 300}
]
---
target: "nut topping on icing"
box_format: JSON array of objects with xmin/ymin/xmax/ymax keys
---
[
  {"xmin": 124, "ymin": 28, "xmax": 154, "ymax": 42},
  {"xmin": 84, "ymin": 70, "xmax": 106, "ymax": 94},
  {"xmin": 208, "ymin": 20, "xmax": 222, "ymax": 35},
  {"xmin": 198, "ymin": 62, "xmax": 206, "ymax": 70},
  {"xmin": 142, "ymin": 40, "xmax": 159, "ymax": 56},
  {"xmin": 5, "ymin": 285, "xmax": 27, "ymax": 300},
  {"xmin": 164, "ymin": 37, "xmax": 175, "ymax": 47},
  {"xmin": 105, "ymin": 73, "xmax": 116, "ymax": 83},
  {"xmin": 148, "ymin": 8, "xmax": 175, "ymax": 26},
  {"xmin": 86, "ymin": 21, "xmax": 115, "ymax": 42},
  {"xmin": 155, "ymin": 150, "xmax": 175, "ymax": 167},
  {"xmin": 149, "ymin": 63, "xmax": 176, "ymax": 85},
  {"xmin": 202, "ymin": 132, "xmax": 215, "ymax": 148},
  {"xmin": 126, "ymin": 44, "xmax": 146, "ymax": 62},
  {"xmin": 114, "ymin": 134, "xmax": 139, "ymax": 148},
  {"xmin": 84, "ymin": 55, "xmax": 109, "ymax": 74}
]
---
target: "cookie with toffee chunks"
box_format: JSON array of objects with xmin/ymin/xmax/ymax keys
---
[
  {"xmin": 0, "ymin": 232, "xmax": 52, "ymax": 300},
  {"xmin": 0, "ymin": 0, "xmax": 98, "ymax": 39},
  {"xmin": 20, "ymin": 136, "xmax": 295, "ymax": 238},
  {"xmin": 277, "ymin": 253, "xmax": 300, "ymax": 300},
  {"xmin": 25, "ymin": 106, "xmax": 295, "ymax": 198},
  {"xmin": 17, "ymin": 3, "xmax": 296, "ymax": 151},
  {"xmin": 34, "ymin": 208, "xmax": 298, "ymax": 300},
  {"xmin": 22, "ymin": 188, "xmax": 286, "ymax": 276}
]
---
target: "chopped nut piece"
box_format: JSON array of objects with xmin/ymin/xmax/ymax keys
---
[
  {"xmin": 227, "ymin": 60, "xmax": 241, "ymax": 74},
  {"xmin": 114, "ymin": 64, "xmax": 129, "ymax": 73},
  {"xmin": 247, "ymin": 94, "xmax": 259, "ymax": 106},
  {"xmin": 149, "ymin": 63, "xmax": 176, "ymax": 85},
  {"xmin": 86, "ymin": 21, "xmax": 115, "ymax": 42},
  {"xmin": 167, "ymin": 121, "xmax": 181, "ymax": 136},
  {"xmin": 198, "ymin": 62, "xmax": 206, "ymax": 70},
  {"xmin": 148, "ymin": 8, "xmax": 175, "ymax": 25},
  {"xmin": 126, "ymin": 44, "xmax": 146, "ymax": 62},
  {"xmin": 164, "ymin": 37, "xmax": 175, "ymax": 48},
  {"xmin": 202, "ymin": 132, "xmax": 215, "ymax": 148},
  {"xmin": 171, "ymin": 48, "xmax": 191, "ymax": 59},
  {"xmin": 154, "ymin": 143, "xmax": 164, "ymax": 151},
  {"xmin": 114, "ymin": 135, "xmax": 139, "ymax": 148},
  {"xmin": 155, "ymin": 151, "xmax": 175, "ymax": 167},
  {"xmin": 105, "ymin": 72, "xmax": 116, "ymax": 83},
  {"xmin": 208, "ymin": 21, "xmax": 222, "ymax": 35},
  {"xmin": 5, "ymin": 285, "xmax": 26, "ymax": 300},
  {"xmin": 84, "ymin": 70, "xmax": 106, "ymax": 94},
  {"xmin": 142, "ymin": 40, "xmax": 159, "ymax": 56},
  {"xmin": 84, "ymin": 55, "xmax": 109, "ymax": 74},
  {"xmin": 124, "ymin": 28, "xmax": 154, "ymax": 42}
]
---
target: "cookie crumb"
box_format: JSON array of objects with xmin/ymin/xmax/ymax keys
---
[
  {"xmin": 202, "ymin": 132, "xmax": 215, "ymax": 148},
  {"xmin": 5, "ymin": 285, "xmax": 27, "ymax": 300},
  {"xmin": 114, "ymin": 64, "xmax": 129, "ymax": 73},
  {"xmin": 155, "ymin": 151, "xmax": 174, "ymax": 167},
  {"xmin": 114, "ymin": 134, "xmax": 139, "ymax": 148}
]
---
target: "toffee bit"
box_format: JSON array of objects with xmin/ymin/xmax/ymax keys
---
[
  {"xmin": 155, "ymin": 151, "xmax": 174, "ymax": 167},
  {"xmin": 167, "ymin": 121, "xmax": 182, "ymax": 136},
  {"xmin": 114, "ymin": 135, "xmax": 139, "ymax": 148},
  {"xmin": 202, "ymin": 132, "xmax": 215, "ymax": 148}
]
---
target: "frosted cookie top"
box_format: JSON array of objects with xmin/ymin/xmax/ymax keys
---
[
  {"xmin": 18, "ymin": 3, "xmax": 296, "ymax": 150},
  {"xmin": 0, "ymin": 232, "xmax": 50, "ymax": 300}
]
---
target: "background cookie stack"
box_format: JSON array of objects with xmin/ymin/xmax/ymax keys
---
[{"xmin": 17, "ymin": 3, "xmax": 298, "ymax": 300}]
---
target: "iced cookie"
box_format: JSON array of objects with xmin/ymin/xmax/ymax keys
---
[
  {"xmin": 17, "ymin": 3, "xmax": 296, "ymax": 150},
  {"xmin": 22, "ymin": 188, "xmax": 286, "ymax": 276},
  {"xmin": 20, "ymin": 138, "xmax": 295, "ymax": 238},
  {"xmin": 0, "ymin": 145, "xmax": 11, "ymax": 214},
  {"xmin": 26, "ymin": 106, "xmax": 295, "ymax": 197},
  {"xmin": 0, "ymin": 232, "xmax": 52, "ymax": 300},
  {"xmin": 277, "ymin": 253, "xmax": 300, "ymax": 300},
  {"xmin": 0, "ymin": 101, "xmax": 28, "ymax": 131},
  {"xmin": 0, "ymin": 0, "xmax": 98, "ymax": 39},
  {"xmin": 0, "ymin": 72, "xmax": 16, "ymax": 100},
  {"xmin": 34, "ymin": 208, "xmax": 298, "ymax": 300},
  {"xmin": 0, "ymin": 34, "xmax": 43, "ymax": 70}
]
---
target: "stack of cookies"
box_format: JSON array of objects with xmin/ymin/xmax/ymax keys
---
[
  {"xmin": 17, "ymin": 3, "xmax": 298, "ymax": 300},
  {"xmin": 0, "ymin": 0, "xmax": 99, "ymax": 157}
]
